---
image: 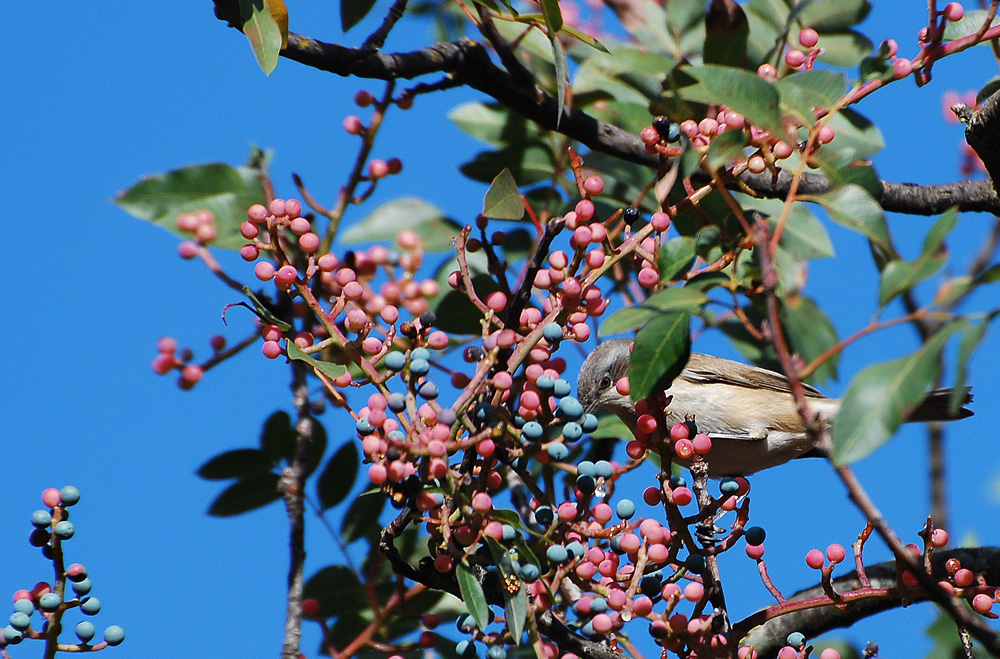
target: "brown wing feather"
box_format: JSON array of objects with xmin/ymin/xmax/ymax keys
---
[{"xmin": 681, "ymin": 353, "xmax": 826, "ymax": 398}]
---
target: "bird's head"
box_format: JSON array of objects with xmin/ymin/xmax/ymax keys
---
[{"xmin": 576, "ymin": 338, "xmax": 636, "ymax": 419}]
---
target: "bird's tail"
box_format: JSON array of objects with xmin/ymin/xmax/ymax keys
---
[{"xmin": 906, "ymin": 388, "xmax": 974, "ymax": 422}]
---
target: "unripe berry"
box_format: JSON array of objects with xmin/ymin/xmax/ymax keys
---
[{"xmin": 343, "ymin": 115, "xmax": 363, "ymax": 134}]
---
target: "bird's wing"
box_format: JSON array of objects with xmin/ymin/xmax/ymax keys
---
[{"xmin": 681, "ymin": 354, "xmax": 826, "ymax": 398}]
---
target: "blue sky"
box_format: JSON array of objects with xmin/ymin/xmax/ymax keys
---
[{"xmin": 3, "ymin": 2, "xmax": 999, "ymax": 658}]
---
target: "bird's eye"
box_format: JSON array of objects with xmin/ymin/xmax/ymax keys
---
[{"xmin": 600, "ymin": 374, "xmax": 612, "ymax": 390}]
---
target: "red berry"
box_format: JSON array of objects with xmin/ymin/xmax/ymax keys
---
[
  {"xmin": 826, "ymin": 543, "xmax": 846, "ymax": 563},
  {"xmin": 805, "ymin": 548, "xmax": 825, "ymax": 569},
  {"xmin": 301, "ymin": 598, "xmax": 321, "ymax": 618},
  {"xmin": 943, "ymin": 2, "xmax": 964, "ymax": 21},
  {"xmin": 798, "ymin": 28, "xmax": 819, "ymax": 48}
]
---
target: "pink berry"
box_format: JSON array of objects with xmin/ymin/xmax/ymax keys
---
[
  {"xmin": 816, "ymin": 125, "xmax": 835, "ymax": 144},
  {"xmin": 343, "ymin": 115, "xmax": 363, "ymax": 134},
  {"xmin": 826, "ymin": 543, "xmax": 846, "ymax": 563},
  {"xmin": 614, "ymin": 376, "xmax": 630, "ymax": 396},
  {"xmin": 773, "ymin": 141, "xmax": 794, "ymax": 159},
  {"xmin": 369, "ymin": 159, "xmax": 389, "ymax": 179},
  {"xmin": 651, "ymin": 211, "xmax": 671, "ymax": 232},
  {"xmin": 254, "ymin": 262, "xmax": 275, "ymax": 281},
  {"xmin": 262, "ymin": 340, "xmax": 282, "ymax": 359},
  {"xmin": 398, "ymin": 230, "xmax": 420, "ymax": 250},
  {"xmin": 640, "ymin": 126, "xmax": 659, "ymax": 145},
  {"xmin": 798, "ymin": 28, "xmax": 819, "ymax": 48},
  {"xmin": 672, "ymin": 486, "xmax": 693, "ymax": 506},
  {"xmin": 299, "ymin": 232, "xmax": 320, "ymax": 252},
  {"xmin": 269, "ymin": 199, "xmax": 287, "ymax": 217},
  {"xmin": 575, "ymin": 199, "xmax": 595, "ymax": 221},
  {"xmin": 746, "ymin": 544, "xmax": 765, "ymax": 559},
  {"xmin": 683, "ymin": 582, "xmax": 704, "ymax": 601},
  {"xmin": 151, "ymin": 353, "xmax": 176, "ymax": 375},
  {"xmin": 882, "ymin": 39, "xmax": 898, "ymax": 57},
  {"xmin": 973, "ymin": 593, "xmax": 993, "ymax": 614},
  {"xmin": 747, "ymin": 154, "xmax": 766, "ymax": 173},
  {"xmin": 638, "ymin": 267, "xmax": 659, "ymax": 288},
  {"xmin": 674, "ymin": 438, "xmax": 694, "ymax": 458},
  {"xmin": 285, "ymin": 199, "xmax": 302, "ymax": 218},
  {"xmin": 692, "ymin": 433, "xmax": 712, "ymax": 454},
  {"xmin": 785, "ymin": 49, "xmax": 806, "ymax": 68},
  {"xmin": 806, "ymin": 548, "xmax": 825, "ymax": 569},
  {"xmin": 471, "ymin": 492, "xmax": 492, "ymax": 513},
  {"xmin": 487, "ymin": 291, "xmax": 507, "ymax": 312},
  {"xmin": 699, "ymin": 117, "xmax": 718, "ymax": 136},
  {"xmin": 943, "ymin": 2, "xmax": 964, "ymax": 21},
  {"xmin": 893, "ymin": 58, "xmax": 913, "ymax": 79},
  {"xmin": 670, "ymin": 422, "xmax": 690, "ymax": 440},
  {"xmin": 181, "ymin": 365, "xmax": 203, "ymax": 384},
  {"xmin": 757, "ymin": 63, "xmax": 777, "ymax": 79},
  {"xmin": 585, "ymin": 250, "xmax": 605, "ymax": 268},
  {"xmin": 583, "ymin": 175, "xmax": 605, "ymax": 196},
  {"xmin": 276, "ymin": 265, "xmax": 299, "ymax": 285},
  {"xmin": 42, "ymin": 488, "xmax": 61, "ymax": 508},
  {"xmin": 955, "ymin": 568, "xmax": 974, "ymax": 587},
  {"xmin": 819, "ymin": 649, "xmax": 840, "ymax": 659},
  {"xmin": 247, "ymin": 204, "xmax": 269, "ymax": 222},
  {"xmin": 931, "ymin": 528, "xmax": 949, "ymax": 547},
  {"xmin": 680, "ymin": 119, "xmax": 699, "ymax": 137},
  {"xmin": 345, "ymin": 309, "xmax": 368, "ymax": 333},
  {"xmin": 777, "ymin": 647, "xmax": 798, "ymax": 659},
  {"xmin": 178, "ymin": 241, "xmax": 199, "ymax": 259}
]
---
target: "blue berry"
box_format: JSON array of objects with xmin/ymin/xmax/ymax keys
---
[
  {"xmin": 669, "ymin": 475, "xmax": 687, "ymax": 489},
  {"xmin": 553, "ymin": 378, "xmax": 572, "ymax": 397},
  {"xmin": 535, "ymin": 375, "xmax": 555, "ymax": 392},
  {"xmin": 464, "ymin": 346, "xmax": 486, "ymax": 362},
  {"xmin": 501, "ymin": 524, "xmax": 516, "ymax": 542},
  {"xmin": 71, "ymin": 578, "xmax": 92, "ymax": 596},
  {"xmin": 80, "ymin": 597, "xmax": 101, "ymax": 615},
  {"xmin": 581, "ymin": 414, "xmax": 599, "ymax": 433},
  {"xmin": 542, "ymin": 323, "xmax": 563, "ymax": 343},
  {"xmin": 719, "ymin": 478, "xmax": 739, "ymax": 495},
  {"xmin": 562, "ymin": 422, "xmax": 582, "ymax": 441},
  {"xmin": 565, "ymin": 541, "xmax": 585, "ymax": 559},
  {"xmin": 594, "ymin": 460, "xmax": 614, "ymax": 478},
  {"xmin": 29, "ymin": 528, "xmax": 49, "ymax": 547},
  {"xmin": 473, "ymin": 402, "xmax": 494, "ymax": 423},
  {"xmin": 519, "ymin": 563, "xmax": 539, "ymax": 582},
  {"xmin": 387, "ymin": 392, "xmax": 406, "ymax": 412},
  {"xmin": 534, "ymin": 506, "xmax": 554, "ymax": 526},
  {"xmin": 356, "ymin": 418, "xmax": 375, "ymax": 435},
  {"xmin": 616, "ymin": 499, "xmax": 636, "ymax": 520},
  {"xmin": 456, "ymin": 613, "xmax": 477, "ymax": 633},
  {"xmin": 576, "ymin": 474, "xmax": 597, "ymax": 495},
  {"xmin": 411, "ymin": 347, "xmax": 431, "ymax": 361},
  {"xmin": 388, "ymin": 430, "xmax": 405, "ymax": 441},
  {"xmin": 8, "ymin": 613, "xmax": 30, "ymax": 631},
  {"xmin": 12, "ymin": 601, "xmax": 33, "ymax": 616},
  {"xmin": 521, "ymin": 421, "xmax": 544, "ymax": 442},
  {"xmin": 487, "ymin": 645, "xmax": 507, "ymax": 659},
  {"xmin": 438, "ymin": 408, "xmax": 457, "ymax": 426},
  {"xmin": 546, "ymin": 544, "xmax": 569, "ymax": 564},
  {"xmin": 577, "ymin": 461, "xmax": 596, "ymax": 477},
  {"xmin": 418, "ymin": 381, "xmax": 439, "ymax": 399},
  {"xmin": 610, "ymin": 534, "xmax": 624, "ymax": 553},
  {"xmin": 686, "ymin": 554, "xmax": 706, "ymax": 574},
  {"xmin": 76, "ymin": 621, "xmax": 95, "ymax": 642},
  {"xmin": 547, "ymin": 443, "xmax": 569, "ymax": 460},
  {"xmin": 745, "ymin": 526, "xmax": 766, "ymax": 547},
  {"xmin": 39, "ymin": 593, "xmax": 61, "ymax": 612},
  {"xmin": 456, "ymin": 640, "xmax": 477, "ymax": 657},
  {"xmin": 581, "ymin": 621, "xmax": 596, "ymax": 636},
  {"xmin": 31, "ymin": 510, "xmax": 52, "ymax": 528},
  {"xmin": 4, "ymin": 626, "xmax": 23, "ymax": 643},
  {"xmin": 590, "ymin": 597, "xmax": 608, "ymax": 612},
  {"xmin": 557, "ymin": 397, "xmax": 584, "ymax": 420},
  {"xmin": 384, "ymin": 351, "xmax": 406, "ymax": 371},
  {"xmin": 787, "ymin": 632, "xmax": 806, "ymax": 647},
  {"xmin": 60, "ymin": 486, "xmax": 81, "ymax": 506},
  {"xmin": 410, "ymin": 358, "xmax": 430, "ymax": 376},
  {"xmin": 103, "ymin": 626, "xmax": 125, "ymax": 646}
]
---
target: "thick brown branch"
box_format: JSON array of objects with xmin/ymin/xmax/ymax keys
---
[{"xmin": 736, "ymin": 547, "xmax": 1000, "ymax": 657}]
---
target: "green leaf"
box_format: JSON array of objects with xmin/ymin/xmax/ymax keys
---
[
  {"xmin": 813, "ymin": 30, "xmax": 873, "ymax": 68},
  {"xmin": 832, "ymin": 325, "xmax": 961, "ymax": 465},
  {"xmin": 317, "ymin": 442, "xmax": 360, "ymax": 509},
  {"xmin": 558, "ymin": 24, "xmax": 609, "ymax": 52},
  {"xmin": 629, "ymin": 311, "xmax": 691, "ymax": 402},
  {"xmin": 208, "ymin": 473, "xmax": 282, "ymax": 516},
  {"xmin": 586, "ymin": 411, "xmax": 635, "ymax": 441},
  {"xmin": 260, "ymin": 410, "xmax": 295, "ymax": 461},
  {"xmin": 198, "ymin": 449, "xmax": 276, "ymax": 480},
  {"xmin": 115, "ymin": 162, "xmax": 266, "ymax": 250},
  {"xmin": 775, "ymin": 70, "xmax": 846, "ymax": 125},
  {"xmin": 797, "ymin": 0, "xmax": 870, "ymax": 31},
  {"xmin": 341, "ymin": 0, "xmax": 377, "ymax": 31},
  {"xmin": 780, "ymin": 294, "xmax": 839, "ymax": 385},
  {"xmin": 302, "ymin": 419, "xmax": 328, "ymax": 478},
  {"xmin": 432, "ymin": 274, "xmax": 499, "ymax": 335},
  {"xmin": 922, "ymin": 207, "xmax": 959, "ymax": 256},
  {"xmin": 658, "ymin": 237, "xmax": 698, "ymax": 280},
  {"xmin": 823, "ymin": 108, "xmax": 883, "ymax": 158},
  {"xmin": 286, "ymin": 342, "xmax": 349, "ymax": 381},
  {"xmin": 977, "ymin": 76, "xmax": 1000, "ymax": 105},
  {"xmin": 484, "ymin": 538, "xmax": 527, "ymax": 641},
  {"xmin": 483, "ymin": 169, "xmax": 525, "ymax": 220},
  {"xmin": 538, "ymin": 0, "xmax": 562, "ymax": 33},
  {"xmin": 705, "ymin": 129, "xmax": 749, "ymax": 170},
  {"xmin": 303, "ymin": 565, "xmax": 365, "ymax": 617},
  {"xmin": 808, "ymin": 147, "xmax": 881, "ymax": 199},
  {"xmin": 449, "ymin": 102, "xmax": 542, "ymax": 148},
  {"xmin": 599, "ymin": 287, "xmax": 707, "ymax": 336},
  {"xmin": 460, "ymin": 143, "xmax": 557, "ymax": 185},
  {"xmin": 703, "ymin": 0, "xmax": 749, "ymax": 66},
  {"xmin": 767, "ymin": 204, "xmax": 834, "ymax": 260},
  {"xmin": 550, "ymin": 31, "xmax": 568, "ymax": 125},
  {"xmin": 943, "ymin": 9, "xmax": 1000, "ymax": 41},
  {"xmin": 685, "ymin": 64, "xmax": 785, "ymax": 140},
  {"xmin": 951, "ymin": 320, "xmax": 987, "ymax": 413},
  {"xmin": 456, "ymin": 560, "xmax": 490, "ymax": 630},
  {"xmin": 811, "ymin": 184, "xmax": 892, "ymax": 254},
  {"xmin": 239, "ymin": 0, "xmax": 283, "ymax": 74},
  {"xmin": 239, "ymin": 287, "xmax": 291, "ymax": 331},
  {"xmin": 975, "ymin": 263, "xmax": 1000, "ymax": 286},
  {"xmin": 341, "ymin": 488, "xmax": 386, "ymax": 543},
  {"xmin": 878, "ymin": 255, "xmax": 947, "ymax": 306},
  {"xmin": 341, "ymin": 198, "xmax": 461, "ymax": 252}
]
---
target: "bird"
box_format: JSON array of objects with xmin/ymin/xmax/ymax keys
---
[{"xmin": 576, "ymin": 338, "xmax": 973, "ymax": 477}]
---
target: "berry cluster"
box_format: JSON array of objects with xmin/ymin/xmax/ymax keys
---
[{"xmin": 4, "ymin": 487, "xmax": 124, "ymax": 651}]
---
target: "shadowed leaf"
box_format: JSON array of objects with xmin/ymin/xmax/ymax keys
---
[
  {"xmin": 483, "ymin": 169, "xmax": 525, "ymax": 220},
  {"xmin": 198, "ymin": 449, "xmax": 275, "ymax": 480},
  {"xmin": 208, "ymin": 473, "xmax": 281, "ymax": 516},
  {"xmin": 317, "ymin": 442, "xmax": 360, "ymax": 509},
  {"xmin": 341, "ymin": 199, "xmax": 461, "ymax": 252}
]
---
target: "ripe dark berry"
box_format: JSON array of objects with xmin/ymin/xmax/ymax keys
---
[
  {"xmin": 29, "ymin": 528, "xmax": 49, "ymax": 547},
  {"xmin": 745, "ymin": 526, "xmax": 766, "ymax": 546},
  {"xmin": 623, "ymin": 206, "xmax": 640, "ymax": 225},
  {"xmin": 473, "ymin": 402, "xmax": 494, "ymax": 423},
  {"xmin": 463, "ymin": 346, "xmax": 486, "ymax": 362},
  {"xmin": 419, "ymin": 312, "xmax": 436, "ymax": 327},
  {"xmin": 576, "ymin": 474, "xmax": 597, "ymax": 494},
  {"xmin": 387, "ymin": 392, "xmax": 406, "ymax": 412},
  {"xmin": 686, "ymin": 554, "xmax": 706, "ymax": 574},
  {"xmin": 534, "ymin": 506, "xmax": 554, "ymax": 526}
]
